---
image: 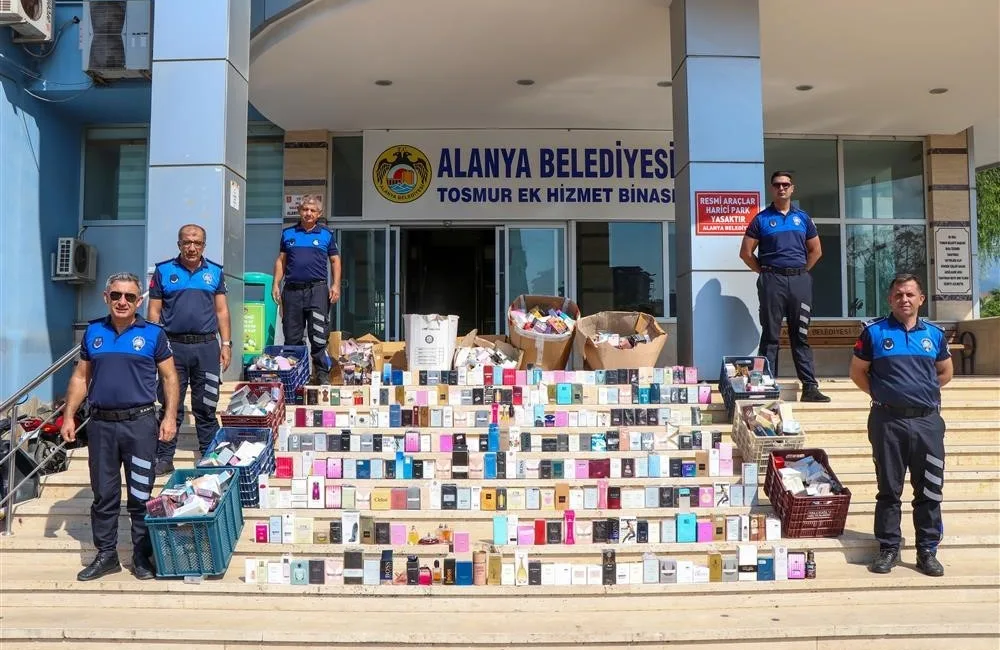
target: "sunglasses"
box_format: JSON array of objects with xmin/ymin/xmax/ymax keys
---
[
  {"xmin": 772, "ymin": 182, "xmax": 792, "ymax": 189},
  {"xmin": 108, "ymin": 291, "xmax": 139, "ymax": 304}
]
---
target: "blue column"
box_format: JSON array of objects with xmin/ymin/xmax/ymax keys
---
[
  {"xmin": 670, "ymin": 0, "xmax": 765, "ymax": 376},
  {"xmin": 145, "ymin": 0, "xmax": 250, "ymax": 379}
]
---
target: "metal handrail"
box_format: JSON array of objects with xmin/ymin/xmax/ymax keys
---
[{"xmin": 0, "ymin": 347, "xmax": 80, "ymax": 415}]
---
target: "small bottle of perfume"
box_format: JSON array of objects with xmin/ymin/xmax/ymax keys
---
[
  {"xmin": 432, "ymin": 560, "xmax": 442, "ymax": 585},
  {"xmin": 407, "ymin": 525, "xmax": 419, "ymax": 546},
  {"xmin": 805, "ymin": 550, "xmax": 817, "ymax": 579}
]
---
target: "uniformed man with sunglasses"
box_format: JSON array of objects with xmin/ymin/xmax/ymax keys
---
[
  {"xmin": 740, "ymin": 171, "xmax": 830, "ymax": 403},
  {"xmin": 147, "ymin": 224, "xmax": 231, "ymax": 476},
  {"xmin": 61, "ymin": 272, "xmax": 180, "ymax": 581}
]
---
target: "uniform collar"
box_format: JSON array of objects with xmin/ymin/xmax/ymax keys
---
[
  {"xmin": 295, "ymin": 222, "xmax": 323, "ymax": 234},
  {"xmin": 103, "ymin": 314, "xmax": 147, "ymax": 334},
  {"xmin": 765, "ymin": 203, "xmax": 801, "ymax": 218},
  {"xmin": 887, "ymin": 313, "xmax": 926, "ymax": 332},
  {"xmin": 174, "ymin": 256, "xmax": 208, "ymax": 272}
]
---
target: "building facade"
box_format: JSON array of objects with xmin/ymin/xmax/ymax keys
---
[{"xmin": 1, "ymin": 0, "xmax": 997, "ymax": 399}]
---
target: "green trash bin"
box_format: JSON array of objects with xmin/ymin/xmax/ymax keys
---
[{"xmin": 242, "ymin": 272, "xmax": 278, "ymax": 366}]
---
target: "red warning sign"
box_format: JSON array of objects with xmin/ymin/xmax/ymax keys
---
[{"xmin": 695, "ymin": 191, "xmax": 760, "ymax": 236}]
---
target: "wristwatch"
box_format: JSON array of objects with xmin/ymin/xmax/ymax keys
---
[{"xmin": 221, "ymin": 341, "xmax": 233, "ymax": 347}]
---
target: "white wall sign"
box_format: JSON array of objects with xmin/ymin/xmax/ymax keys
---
[
  {"xmin": 362, "ymin": 130, "xmax": 675, "ymax": 220},
  {"xmin": 229, "ymin": 180, "xmax": 240, "ymax": 211},
  {"xmin": 933, "ymin": 226, "xmax": 972, "ymax": 295}
]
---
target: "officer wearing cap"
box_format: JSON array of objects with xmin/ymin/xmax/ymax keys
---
[
  {"xmin": 148, "ymin": 224, "xmax": 231, "ymax": 476},
  {"xmin": 849, "ymin": 273, "xmax": 952, "ymax": 577},
  {"xmin": 740, "ymin": 171, "xmax": 830, "ymax": 403},
  {"xmin": 272, "ymin": 195, "xmax": 340, "ymax": 380},
  {"xmin": 61, "ymin": 272, "xmax": 179, "ymax": 581}
]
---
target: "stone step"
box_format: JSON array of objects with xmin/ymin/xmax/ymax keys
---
[{"xmin": 1, "ymin": 600, "xmax": 997, "ymax": 649}]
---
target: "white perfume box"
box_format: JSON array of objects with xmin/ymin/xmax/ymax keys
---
[
  {"xmin": 765, "ymin": 515, "xmax": 782, "ymax": 541},
  {"xmin": 501, "ymin": 563, "xmax": 516, "ymax": 586},
  {"xmin": 245, "ymin": 558, "xmax": 258, "ymax": 584},
  {"xmin": 587, "ymin": 564, "xmax": 603, "ymax": 585},
  {"xmin": 281, "ymin": 514, "xmax": 294, "ymax": 544},
  {"xmin": 541, "ymin": 563, "xmax": 556, "ymax": 586},
  {"xmin": 629, "ymin": 562, "xmax": 643, "ymax": 585},
  {"xmin": 676, "ymin": 560, "xmax": 694, "ymax": 584},
  {"xmin": 693, "ymin": 565, "xmax": 711, "ymax": 583},
  {"xmin": 774, "ymin": 546, "xmax": 789, "ymax": 581},
  {"xmin": 615, "ymin": 564, "xmax": 630, "ymax": 585},
  {"xmin": 610, "ymin": 458, "xmax": 622, "ymax": 479},
  {"xmin": 571, "ymin": 565, "xmax": 588, "ymax": 585},
  {"xmin": 470, "ymin": 486, "xmax": 482, "ymax": 511}
]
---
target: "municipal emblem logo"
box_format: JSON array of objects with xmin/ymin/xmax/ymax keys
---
[
  {"xmin": 132, "ymin": 336, "xmax": 146, "ymax": 351},
  {"xmin": 373, "ymin": 145, "xmax": 432, "ymax": 204},
  {"xmin": 313, "ymin": 239, "xmax": 320, "ymax": 246},
  {"xmin": 883, "ymin": 338, "xmax": 894, "ymax": 351},
  {"xmin": 169, "ymin": 274, "xmax": 179, "ymax": 284},
  {"xmin": 92, "ymin": 337, "xmax": 103, "ymax": 350},
  {"xmin": 921, "ymin": 338, "xmax": 933, "ymax": 352},
  {"xmin": 769, "ymin": 220, "xmax": 777, "ymax": 227},
  {"xmin": 792, "ymin": 216, "xmax": 801, "ymax": 226},
  {"xmin": 202, "ymin": 272, "xmax": 213, "ymax": 284}
]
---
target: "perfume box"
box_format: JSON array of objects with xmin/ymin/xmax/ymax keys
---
[
  {"xmin": 363, "ymin": 558, "xmax": 379, "ymax": 586},
  {"xmin": 676, "ymin": 560, "xmax": 694, "ymax": 584},
  {"xmin": 757, "ymin": 555, "xmax": 775, "ymax": 581},
  {"xmin": 343, "ymin": 550, "xmax": 363, "ymax": 585},
  {"xmin": 766, "ymin": 515, "xmax": 782, "ymax": 541},
  {"xmin": 660, "ymin": 517, "xmax": 676, "ymax": 543},
  {"xmin": 722, "ymin": 555, "xmax": 738, "ymax": 582},
  {"xmin": 738, "ymin": 544, "xmax": 758, "ymax": 581},
  {"xmin": 676, "ymin": 513, "xmax": 697, "ymax": 543},
  {"xmin": 774, "ymin": 546, "xmax": 789, "ymax": 580}
]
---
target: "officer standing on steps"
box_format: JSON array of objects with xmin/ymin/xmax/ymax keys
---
[
  {"xmin": 148, "ymin": 224, "xmax": 232, "ymax": 476},
  {"xmin": 272, "ymin": 195, "xmax": 340, "ymax": 381},
  {"xmin": 850, "ymin": 274, "xmax": 952, "ymax": 577},
  {"xmin": 740, "ymin": 171, "xmax": 830, "ymax": 403},
  {"xmin": 61, "ymin": 272, "xmax": 179, "ymax": 581}
]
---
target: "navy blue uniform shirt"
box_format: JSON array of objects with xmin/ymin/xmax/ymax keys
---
[
  {"xmin": 280, "ymin": 224, "xmax": 339, "ymax": 283},
  {"xmin": 745, "ymin": 204, "xmax": 818, "ymax": 269},
  {"xmin": 80, "ymin": 316, "xmax": 173, "ymax": 409},
  {"xmin": 148, "ymin": 257, "xmax": 227, "ymax": 335},
  {"xmin": 854, "ymin": 315, "xmax": 949, "ymax": 409}
]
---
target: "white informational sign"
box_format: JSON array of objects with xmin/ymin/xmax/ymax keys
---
[
  {"xmin": 229, "ymin": 180, "xmax": 240, "ymax": 211},
  {"xmin": 933, "ymin": 226, "xmax": 972, "ymax": 295},
  {"xmin": 284, "ymin": 194, "xmax": 304, "ymax": 219},
  {"xmin": 363, "ymin": 130, "xmax": 676, "ymax": 220}
]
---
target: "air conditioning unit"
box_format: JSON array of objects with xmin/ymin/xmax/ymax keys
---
[
  {"xmin": 0, "ymin": 0, "xmax": 53, "ymax": 41},
  {"xmin": 80, "ymin": 0, "xmax": 151, "ymax": 81},
  {"xmin": 51, "ymin": 238, "xmax": 98, "ymax": 283}
]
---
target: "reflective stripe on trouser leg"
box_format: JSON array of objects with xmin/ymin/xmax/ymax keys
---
[
  {"xmin": 786, "ymin": 273, "xmax": 817, "ymax": 387},
  {"xmin": 87, "ymin": 419, "xmax": 123, "ymax": 553},
  {"xmin": 192, "ymin": 342, "xmax": 222, "ymax": 456},
  {"xmin": 911, "ymin": 413, "xmax": 947, "ymax": 551},
  {"xmin": 307, "ymin": 284, "xmax": 332, "ymax": 371},
  {"xmin": 868, "ymin": 409, "xmax": 908, "ymax": 550},
  {"xmin": 121, "ymin": 412, "xmax": 159, "ymax": 556}
]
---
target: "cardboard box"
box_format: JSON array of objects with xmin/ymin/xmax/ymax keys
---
[
  {"xmin": 327, "ymin": 332, "xmax": 382, "ymax": 384},
  {"xmin": 574, "ymin": 311, "xmax": 666, "ymax": 370},
  {"xmin": 404, "ymin": 314, "xmax": 460, "ymax": 371},
  {"xmin": 507, "ymin": 295, "xmax": 581, "ymax": 370},
  {"xmin": 453, "ymin": 330, "xmax": 523, "ymax": 370}
]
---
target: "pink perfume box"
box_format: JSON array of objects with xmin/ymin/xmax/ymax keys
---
[
  {"xmin": 697, "ymin": 520, "xmax": 713, "ymax": 542},
  {"xmin": 312, "ymin": 459, "xmax": 327, "ymax": 477},
  {"xmin": 404, "ymin": 431, "xmax": 420, "ymax": 452},
  {"xmin": 685, "ymin": 367, "xmax": 698, "ymax": 384},
  {"xmin": 439, "ymin": 434, "xmax": 453, "ymax": 452},
  {"xmin": 575, "ymin": 460, "xmax": 589, "ymax": 479},
  {"xmin": 326, "ymin": 458, "xmax": 342, "ymax": 479},
  {"xmin": 698, "ymin": 486, "xmax": 714, "ymax": 508},
  {"xmin": 554, "ymin": 411, "xmax": 569, "ymax": 427},
  {"xmin": 390, "ymin": 523, "xmax": 406, "ymax": 546},
  {"xmin": 326, "ymin": 485, "xmax": 341, "ymax": 509},
  {"xmin": 517, "ymin": 525, "xmax": 535, "ymax": 546},
  {"xmin": 453, "ymin": 531, "xmax": 470, "ymax": 553}
]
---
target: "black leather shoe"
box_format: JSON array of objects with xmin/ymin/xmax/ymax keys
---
[
  {"xmin": 154, "ymin": 460, "xmax": 174, "ymax": 477},
  {"xmin": 868, "ymin": 547, "xmax": 900, "ymax": 574},
  {"xmin": 916, "ymin": 550, "xmax": 944, "ymax": 577},
  {"xmin": 132, "ymin": 553, "xmax": 156, "ymax": 580},
  {"xmin": 800, "ymin": 386, "xmax": 831, "ymax": 403},
  {"xmin": 77, "ymin": 551, "xmax": 121, "ymax": 581}
]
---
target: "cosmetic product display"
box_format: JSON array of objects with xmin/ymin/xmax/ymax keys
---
[
  {"xmin": 197, "ymin": 439, "xmax": 269, "ymax": 468},
  {"xmin": 247, "ymin": 350, "xmax": 306, "ymax": 373},
  {"xmin": 224, "ymin": 385, "xmax": 282, "ymax": 417},
  {"xmin": 776, "ymin": 455, "xmax": 845, "ymax": 496},
  {"xmin": 509, "ymin": 307, "xmax": 576, "ymax": 336},
  {"xmin": 145, "ymin": 469, "xmax": 236, "ymax": 517}
]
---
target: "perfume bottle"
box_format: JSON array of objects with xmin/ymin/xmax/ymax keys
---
[
  {"xmin": 473, "ymin": 551, "xmax": 487, "ymax": 586},
  {"xmin": 441, "ymin": 523, "xmax": 453, "ymax": 545},
  {"xmin": 407, "ymin": 525, "xmax": 420, "ymax": 546},
  {"xmin": 432, "ymin": 560, "xmax": 442, "ymax": 585},
  {"xmin": 418, "ymin": 566, "xmax": 432, "ymax": 586},
  {"xmin": 805, "ymin": 550, "xmax": 816, "ymax": 579},
  {"xmin": 312, "ymin": 481, "xmax": 320, "ymax": 501},
  {"xmin": 292, "ymin": 564, "xmax": 306, "ymax": 584},
  {"xmin": 516, "ymin": 555, "xmax": 528, "ymax": 584},
  {"xmin": 321, "ymin": 386, "xmax": 329, "ymax": 404},
  {"xmin": 564, "ymin": 510, "xmax": 576, "ymax": 545}
]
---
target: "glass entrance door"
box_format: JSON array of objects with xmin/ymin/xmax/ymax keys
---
[
  {"xmin": 502, "ymin": 226, "xmax": 567, "ymax": 332},
  {"xmin": 334, "ymin": 227, "xmax": 389, "ymax": 340}
]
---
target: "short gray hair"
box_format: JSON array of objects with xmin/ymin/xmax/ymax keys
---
[{"xmin": 105, "ymin": 272, "xmax": 142, "ymax": 293}]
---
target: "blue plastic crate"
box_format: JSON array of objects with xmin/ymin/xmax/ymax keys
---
[
  {"xmin": 246, "ymin": 345, "xmax": 311, "ymax": 401},
  {"xmin": 146, "ymin": 467, "xmax": 244, "ymax": 578},
  {"xmin": 718, "ymin": 355, "xmax": 781, "ymax": 419},
  {"xmin": 199, "ymin": 427, "xmax": 275, "ymax": 508}
]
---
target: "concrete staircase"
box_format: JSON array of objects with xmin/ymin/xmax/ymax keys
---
[{"xmin": 1, "ymin": 378, "xmax": 998, "ymax": 649}]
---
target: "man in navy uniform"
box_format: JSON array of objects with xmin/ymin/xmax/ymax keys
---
[
  {"xmin": 850, "ymin": 274, "xmax": 952, "ymax": 577},
  {"xmin": 740, "ymin": 171, "xmax": 830, "ymax": 402},
  {"xmin": 61, "ymin": 272, "xmax": 179, "ymax": 581},
  {"xmin": 272, "ymin": 195, "xmax": 340, "ymax": 380},
  {"xmin": 148, "ymin": 224, "xmax": 232, "ymax": 476}
]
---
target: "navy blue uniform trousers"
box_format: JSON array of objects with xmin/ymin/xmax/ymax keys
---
[
  {"xmin": 157, "ymin": 340, "xmax": 221, "ymax": 461},
  {"xmin": 88, "ymin": 412, "xmax": 157, "ymax": 556},
  {"xmin": 282, "ymin": 282, "xmax": 330, "ymax": 371},
  {"xmin": 757, "ymin": 271, "xmax": 818, "ymax": 387},
  {"xmin": 868, "ymin": 409, "xmax": 946, "ymax": 552}
]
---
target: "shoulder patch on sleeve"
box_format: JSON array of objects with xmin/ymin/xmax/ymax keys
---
[
  {"xmin": 862, "ymin": 316, "xmax": 887, "ymax": 330},
  {"xmin": 921, "ymin": 318, "xmax": 945, "ymax": 332}
]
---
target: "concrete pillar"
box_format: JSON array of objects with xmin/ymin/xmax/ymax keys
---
[
  {"xmin": 145, "ymin": 0, "xmax": 250, "ymax": 380},
  {"xmin": 926, "ymin": 130, "xmax": 975, "ymax": 321},
  {"xmin": 669, "ymin": 0, "xmax": 765, "ymax": 376},
  {"xmin": 282, "ymin": 130, "xmax": 330, "ymax": 225}
]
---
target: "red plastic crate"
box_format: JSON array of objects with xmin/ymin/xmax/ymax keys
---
[
  {"xmin": 764, "ymin": 448, "xmax": 851, "ymax": 538},
  {"xmin": 219, "ymin": 382, "xmax": 285, "ymax": 434}
]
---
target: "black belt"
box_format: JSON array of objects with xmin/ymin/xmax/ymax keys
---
[
  {"xmin": 167, "ymin": 333, "xmax": 217, "ymax": 344},
  {"xmin": 762, "ymin": 267, "xmax": 806, "ymax": 276},
  {"xmin": 284, "ymin": 280, "xmax": 326, "ymax": 290},
  {"xmin": 91, "ymin": 404, "xmax": 156, "ymax": 422},
  {"xmin": 872, "ymin": 402, "xmax": 937, "ymax": 418}
]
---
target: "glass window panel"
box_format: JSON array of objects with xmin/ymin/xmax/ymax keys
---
[
  {"xmin": 332, "ymin": 136, "xmax": 363, "ymax": 217},
  {"xmin": 764, "ymin": 139, "xmax": 839, "ymax": 218},
  {"xmin": 246, "ymin": 139, "xmax": 284, "ymax": 219},
  {"xmin": 846, "ymin": 224, "xmax": 928, "ymax": 318},
  {"xmin": 576, "ymin": 222, "xmax": 664, "ymax": 317},
  {"xmin": 811, "ymin": 223, "xmax": 843, "ymax": 317},
  {"xmin": 844, "ymin": 140, "xmax": 924, "ymax": 220},
  {"xmin": 667, "ymin": 221, "xmax": 677, "ymax": 317},
  {"xmin": 83, "ymin": 139, "xmax": 148, "ymax": 221},
  {"xmin": 336, "ymin": 229, "xmax": 387, "ymax": 340},
  {"xmin": 508, "ymin": 227, "xmax": 565, "ymax": 299}
]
